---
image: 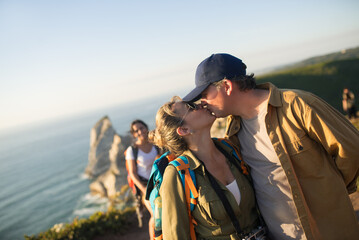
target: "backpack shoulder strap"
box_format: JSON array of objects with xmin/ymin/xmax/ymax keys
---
[
  {"xmin": 145, "ymin": 151, "xmax": 173, "ymax": 200},
  {"xmin": 124, "ymin": 145, "xmax": 139, "ymax": 161},
  {"xmin": 213, "ymin": 138, "xmax": 249, "ymax": 175},
  {"xmin": 124, "ymin": 145, "xmax": 139, "ymax": 195},
  {"xmin": 213, "ymin": 138, "xmax": 266, "ymax": 228},
  {"xmin": 170, "ymin": 156, "xmax": 198, "ymax": 240},
  {"xmin": 170, "ymin": 156, "xmax": 198, "ymax": 208},
  {"xmin": 132, "ymin": 145, "xmax": 139, "ymax": 160}
]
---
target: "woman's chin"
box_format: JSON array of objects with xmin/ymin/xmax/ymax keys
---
[
  {"xmin": 137, "ymin": 136, "xmax": 148, "ymax": 141},
  {"xmin": 204, "ymin": 116, "xmax": 216, "ymax": 126},
  {"xmin": 209, "ymin": 113, "xmax": 217, "ymax": 122}
]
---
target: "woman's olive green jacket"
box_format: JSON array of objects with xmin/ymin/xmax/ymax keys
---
[{"xmin": 160, "ymin": 143, "xmax": 261, "ymax": 240}]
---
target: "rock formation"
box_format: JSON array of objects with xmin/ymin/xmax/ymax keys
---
[
  {"xmin": 85, "ymin": 116, "xmax": 226, "ymax": 199},
  {"xmin": 85, "ymin": 116, "xmax": 131, "ymax": 198}
]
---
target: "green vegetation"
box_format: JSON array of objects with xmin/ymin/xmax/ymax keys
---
[
  {"xmin": 24, "ymin": 207, "xmax": 136, "ymax": 240},
  {"xmin": 273, "ymin": 46, "xmax": 359, "ymax": 71},
  {"xmin": 257, "ymin": 58, "xmax": 359, "ymax": 112},
  {"xmin": 24, "ymin": 186, "xmax": 136, "ymax": 240}
]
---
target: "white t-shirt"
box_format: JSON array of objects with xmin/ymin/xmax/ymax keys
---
[
  {"xmin": 238, "ymin": 102, "xmax": 306, "ymax": 240},
  {"xmin": 125, "ymin": 145, "xmax": 157, "ymax": 180},
  {"xmin": 226, "ymin": 180, "xmax": 241, "ymax": 206}
]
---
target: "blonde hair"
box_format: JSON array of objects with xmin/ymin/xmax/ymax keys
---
[{"xmin": 148, "ymin": 96, "xmax": 188, "ymax": 156}]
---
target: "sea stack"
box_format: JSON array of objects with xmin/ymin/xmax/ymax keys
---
[{"xmin": 85, "ymin": 116, "xmax": 131, "ymax": 198}]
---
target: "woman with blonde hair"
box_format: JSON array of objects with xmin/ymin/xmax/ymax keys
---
[{"xmin": 149, "ymin": 96, "xmax": 265, "ymax": 240}]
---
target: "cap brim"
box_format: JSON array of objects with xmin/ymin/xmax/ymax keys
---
[{"xmin": 182, "ymin": 83, "xmax": 210, "ymax": 102}]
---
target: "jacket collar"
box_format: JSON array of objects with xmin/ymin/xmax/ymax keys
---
[
  {"xmin": 225, "ymin": 82, "xmax": 281, "ymax": 137},
  {"xmin": 257, "ymin": 82, "xmax": 282, "ymax": 107},
  {"xmin": 182, "ymin": 138, "xmax": 237, "ymax": 171},
  {"xmin": 182, "ymin": 149, "xmax": 203, "ymax": 172}
]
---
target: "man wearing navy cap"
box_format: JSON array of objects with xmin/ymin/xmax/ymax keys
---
[{"xmin": 183, "ymin": 53, "xmax": 359, "ymax": 240}]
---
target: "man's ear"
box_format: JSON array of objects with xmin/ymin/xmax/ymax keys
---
[
  {"xmin": 176, "ymin": 126, "xmax": 190, "ymax": 136},
  {"xmin": 223, "ymin": 79, "xmax": 234, "ymax": 95}
]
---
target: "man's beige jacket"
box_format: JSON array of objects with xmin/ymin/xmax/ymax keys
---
[{"xmin": 226, "ymin": 83, "xmax": 359, "ymax": 240}]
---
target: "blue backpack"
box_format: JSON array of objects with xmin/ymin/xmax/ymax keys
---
[
  {"xmin": 145, "ymin": 151, "xmax": 198, "ymax": 240},
  {"xmin": 145, "ymin": 138, "xmax": 248, "ymax": 240}
]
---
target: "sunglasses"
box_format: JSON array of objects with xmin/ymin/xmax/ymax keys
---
[{"xmin": 179, "ymin": 102, "xmax": 198, "ymax": 125}]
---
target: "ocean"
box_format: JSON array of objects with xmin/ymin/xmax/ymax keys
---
[{"xmin": 0, "ymin": 92, "xmax": 180, "ymax": 240}]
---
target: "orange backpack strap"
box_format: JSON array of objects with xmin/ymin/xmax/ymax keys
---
[
  {"xmin": 214, "ymin": 138, "xmax": 249, "ymax": 175},
  {"xmin": 170, "ymin": 156, "xmax": 198, "ymax": 240}
]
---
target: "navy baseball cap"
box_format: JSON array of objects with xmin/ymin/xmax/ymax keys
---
[{"xmin": 183, "ymin": 53, "xmax": 247, "ymax": 102}]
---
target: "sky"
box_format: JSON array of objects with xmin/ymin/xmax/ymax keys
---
[{"xmin": 1, "ymin": 0, "xmax": 359, "ymax": 132}]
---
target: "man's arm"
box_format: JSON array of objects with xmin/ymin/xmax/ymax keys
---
[{"xmin": 300, "ymin": 95, "xmax": 359, "ymax": 193}]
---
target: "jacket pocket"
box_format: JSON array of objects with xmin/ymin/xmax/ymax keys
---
[
  {"xmin": 286, "ymin": 135, "xmax": 314, "ymax": 155},
  {"xmin": 196, "ymin": 185, "xmax": 227, "ymax": 226},
  {"xmin": 286, "ymin": 135, "xmax": 324, "ymax": 177}
]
